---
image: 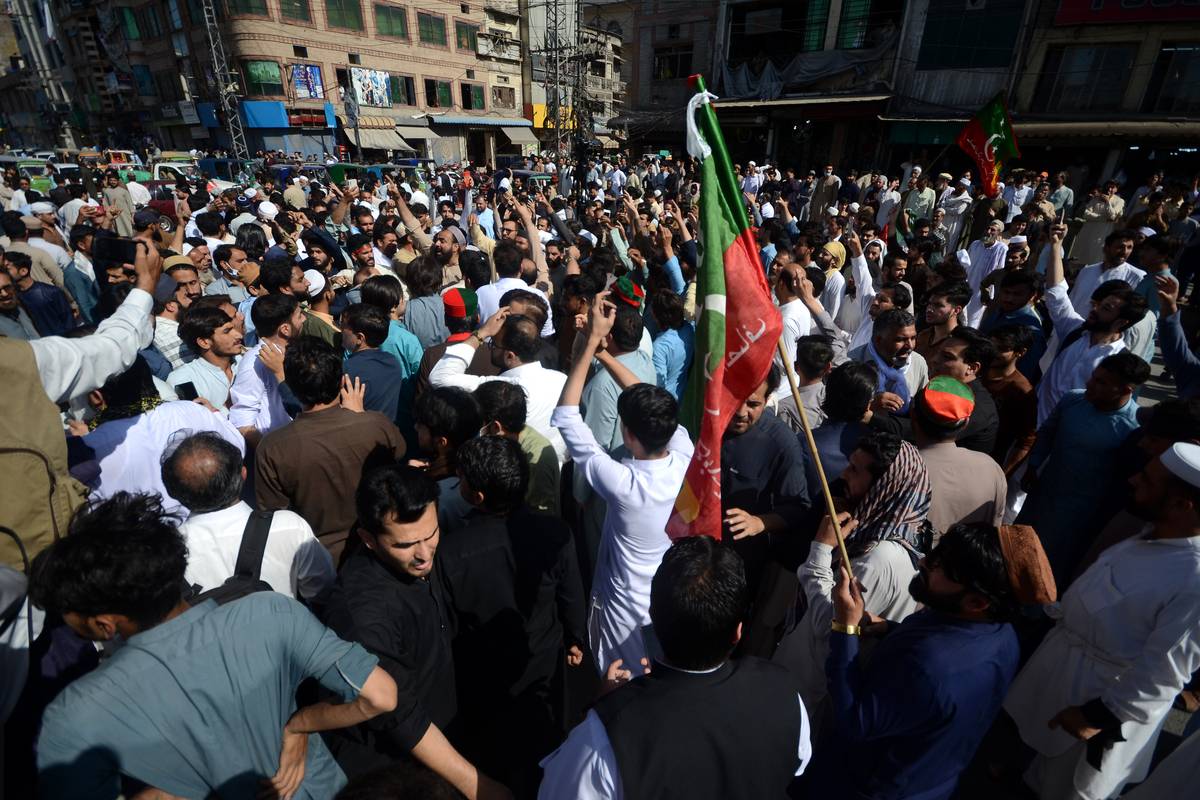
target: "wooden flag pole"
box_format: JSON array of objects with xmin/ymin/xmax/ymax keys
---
[{"xmin": 776, "ymin": 338, "xmax": 854, "ymax": 576}]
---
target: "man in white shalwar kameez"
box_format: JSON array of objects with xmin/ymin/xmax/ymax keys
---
[
  {"xmin": 552, "ymin": 297, "xmax": 693, "ymax": 675},
  {"xmin": 1003, "ymin": 443, "xmax": 1200, "ymax": 800},
  {"xmin": 964, "ymin": 220, "xmax": 1008, "ymax": 327}
]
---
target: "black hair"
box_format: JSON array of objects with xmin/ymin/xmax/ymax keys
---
[
  {"xmin": 611, "ymin": 304, "xmax": 644, "ymax": 352},
  {"xmin": 1144, "ymin": 398, "xmax": 1200, "ymax": 442},
  {"xmin": 356, "ymin": 463, "xmax": 440, "ymax": 536},
  {"xmin": 259, "ymin": 259, "xmax": 296, "ymax": 294},
  {"xmin": 650, "ymin": 288, "xmax": 685, "ymax": 330},
  {"xmin": 178, "ymin": 305, "xmax": 233, "ymax": 352},
  {"xmin": 360, "ymin": 274, "xmax": 405, "ymax": 312},
  {"xmin": 335, "ymin": 761, "xmax": 459, "ymax": 800},
  {"xmin": 794, "ymin": 334, "xmax": 835, "ymax": 381},
  {"xmin": 882, "ymin": 252, "xmax": 908, "ymax": 273},
  {"xmin": 823, "ymin": 362, "xmax": 878, "ymax": 423},
  {"xmin": 1140, "ymin": 234, "xmax": 1176, "ymax": 260},
  {"xmin": 413, "ymin": 387, "xmax": 481, "ymax": 452},
  {"xmin": 1098, "ymin": 351, "xmax": 1150, "ymax": 387},
  {"xmin": 944, "ymin": 326, "xmax": 997, "ymax": 373},
  {"xmin": 404, "ymin": 255, "xmax": 442, "ymax": 298},
  {"xmin": 28, "ymin": 492, "xmax": 188, "ymax": 629},
  {"xmin": 473, "ymin": 380, "xmax": 526, "ymax": 434},
  {"xmin": 283, "ymin": 336, "xmax": 342, "ymax": 407},
  {"xmin": 854, "ymin": 431, "xmax": 903, "ymax": 479},
  {"xmin": 69, "ymin": 224, "xmax": 95, "ymax": 251},
  {"xmin": 161, "ymin": 432, "xmax": 244, "ymax": 514},
  {"xmin": 346, "ymin": 232, "xmax": 372, "ymax": 255},
  {"xmin": 459, "ymin": 250, "xmax": 491, "ymax": 290},
  {"xmin": 935, "ymin": 259, "xmax": 968, "ymax": 284},
  {"xmin": 495, "ymin": 314, "xmax": 542, "ymax": 362},
  {"xmin": 927, "ymin": 522, "xmax": 1018, "ymax": 622},
  {"xmin": 341, "ymin": 303, "xmax": 390, "ymax": 348},
  {"xmin": 562, "ymin": 272, "xmax": 602, "ymax": 303},
  {"xmin": 234, "ymin": 225, "xmax": 268, "ymax": 263},
  {"xmin": 649, "ymin": 536, "xmax": 749, "ymax": 670},
  {"xmin": 250, "ymin": 293, "xmax": 299, "ymax": 338},
  {"xmin": 999, "ymin": 269, "xmax": 1043, "ymax": 294},
  {"xmin": 212, "ymin": 244, "xmax": 239, "ymax": 269},
  {"xmin": 493, "ymin": 240, "xmax": 524, "ymax": 278},
  {"xmin": 1105, "ymin": 229, "xmax": 1136, "ymax": 247},
  {"xmin": 455, "ymin": 435, "xmax": 529, "ymax": 515},
  {"xmin": 5, "ymin": 250, "xmax": 31, "ymax": 272},
  {"xmin": 929, "ymin": 280, "xmax": 972, "ymax": 308},
  {"xmin": 987, "ymin": 323, "xmax": 1035, "ymax": 356},
  {"xmin": 873, "ymin": 307, "xmax": 915, "ymax": 337},
  {"xmin": 371, "ymin": 220, "xmax": 396, "ymax": 244},
  {"xmin": 765, "ymin": 362, "xmax": 783, "ymax": 396},
  {"xmin": 194, "ymin": 211, "xmax": 223, "ymax": 237},
  {"xmin": 499, "ymin": 288, "xmax": 550, "ymax": 329},
  {"xmin": 617, "ymin": 383, "xmax": 678, "ymax": 453},
  {"xmin": 804, "ymin": 265, "xmax": 826, "ymax": 296}
]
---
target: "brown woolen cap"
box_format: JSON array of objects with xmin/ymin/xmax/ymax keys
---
[{"xmin": 997, "ymin": 525, "xmax": 1057, "ymax": 606}]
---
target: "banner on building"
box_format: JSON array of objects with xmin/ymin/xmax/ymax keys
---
[
  {"xmin": 292, "ymin": 65, "xmax": 325, "ymax": 100},
  {"xmin": 1055, "ymin": 0, "xmax": 1200, "ymax": 25},
  {"xmin": 350, "ymin": 67, "xmax": 391, "ymax": 108}
]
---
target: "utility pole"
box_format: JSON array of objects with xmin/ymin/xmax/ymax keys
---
[
  {"xmin": 201, "ymin": 0, "xmax": 249, "ymax": 162},
  {"xmin": 541, "ymin": 0, "xmax": 568, "ymax": 159}
]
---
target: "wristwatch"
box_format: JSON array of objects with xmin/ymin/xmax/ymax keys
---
[
  {"xmin": 831, "ymin": 621, "xmax": 860, "ymax": 636},
  {"xmin": 470, "ymin": 331, "xmax": 485, "ymax": 345}
]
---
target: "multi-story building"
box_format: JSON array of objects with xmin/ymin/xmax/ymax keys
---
[
  {"xmin": 524, "ymin": 0, "xmax": 580, "ymax": 154},
  {"xmin": 77, "ymin": 0, "xmax": 530, "ymax": 163},
  {"xmin": 0, "ymin": 0, "xmax": 77, "ymax": 148},
  {"xmin": 579, "ymin": 22, "xmax": 626, "ymax": 152}
]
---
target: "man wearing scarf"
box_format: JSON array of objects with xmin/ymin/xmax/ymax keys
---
[
  {"xmin": 849, "ymin": 308, "xmax": 929, "ymax": 415},
  {"xmin": 816, "ymin": 240, "xmax": 846, "ymax": 318},
  {"xmin": 774, "ymin": 431, "xmax": 930, "ymax": 743}
]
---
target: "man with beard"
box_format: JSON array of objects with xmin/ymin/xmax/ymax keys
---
[
  {"xmin": 153, "ymin": 260, "xmax": 204, "ymax": 369},
  {"xmin": 1068, "ymin": 229, "xmax": 1143, "ymax": 316},
  {"xmin": 167, "ymin": 305, "xmax": 244, "ymax": 410},
  {"xmin": 964, "ymin": 219, "xmax": 1008, "ymax": 327},
  {"xmin": 815, "ymin": 522, "xmax": 1054, "ymax": 800},
  {"xmin": 720, "ymin": 364, "xmax": 812, "ymax": 656},
  {"xmin": 1004, "ymin": 443, "xmax": 1200, "ymax": 800},
  {"xmin": 915, "ymin": 281, "xmax": 969, "ymax": 361},
  {"xmin": 371, "ymin": 222, "xmax": 400, "ymax": 277},
  {"xmin": 1038, "ymin": 224, "xmax": 1147, "ymax": 425},
  {"xmin": 849, "ymin": 308, "xmax": 929, "ymax": 415},
  {"xmin": 431, "ymin": 225, "xmax": 465, "ymax": 290}
]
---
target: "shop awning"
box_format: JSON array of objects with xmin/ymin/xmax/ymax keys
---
[
  {"xmin": 1014, "ymin": 120, "xmax": 1200, "ymax": 139},
  {"xmin": 713, "ymin": 93, "xmax": 891, "ymax": 109},
  {"xmin": 395, "ymin": 125, "xmax": 437, "ymax": 140},
  {"xmin": 429, "ymin": 114, "xmax": 535, "ymax": 128},
  {"xmin": 501, "ymin": 126, "xmax": 538, "ymax": 145},
  {"xmin": 596, "ymin": 134, "xmax": 620, "ymax": 149},
  {"xmin": 344, "ymin": 127, "xmax": 415, "ymax": 151}
]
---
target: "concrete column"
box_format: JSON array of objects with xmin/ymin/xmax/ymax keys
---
[{"xmin": 824, "ymin": 0, "xmax": 844, "ymax": 51}]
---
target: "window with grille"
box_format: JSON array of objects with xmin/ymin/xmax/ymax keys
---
[
  {"xmin": 375, "ymin": 4, "xmax": 407, "ymax": 37},
  {"xmin": 461, "ymin": 82, "xmax": 485, "ymax": 109},
  {"xmin": 326, "ymin": 0, "xmax": 364, "ymax": 30},
  {"xmin": 281, "ymin": 0, "xmax": 311, "ymax": 22},
  {"xmin": 653, "ymin": 45, "xmax": 691, "ymax": 81},
  {"xmin": 244, "ymin": 60, "xmax": 284, "ymax": 96},
  {"xmin": 491, "ymin": 86, "xmax": 515, "ymax": 109},
  {"xmin": 1142, "ymin": 43, "xmax": 1200, "ymax": 115},
  {"xmin": 1032, "ymin": 44, "xmax": 1136, "ymax": 113},
  {"xmin": 228, "ymin": 0, "xmax": 268, "ymax": 16},
  {"xmin": 390, "ymin": 75, "xmax": 415, "ymax": 105},
  {"xmin": 455, "ymin": 21, "xmax": 479, "ymax": 51},
  {"xmin": 418, "ymin": 12, "xmax": 447, "ymax": 45},
  {"xmin": 424, "ymin": 78, "xmax": 452, "ymax": 107}
]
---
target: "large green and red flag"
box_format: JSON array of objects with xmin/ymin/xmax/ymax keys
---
[
  {"xmin": 665, "ymin": 75, "xmax": 782, "ymax": 540},
  {"xmin": 956, "ymin": 92, "xmax": 1021, "ymax": 198}
]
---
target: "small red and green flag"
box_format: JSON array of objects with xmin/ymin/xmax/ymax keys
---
[
  {"xmin": 666, "ymin": 75, "xmax": 782, "ymax": 540},
  {"xmin": 956, "ymin": 92, "xmax": 1021, "ymax": 198}
]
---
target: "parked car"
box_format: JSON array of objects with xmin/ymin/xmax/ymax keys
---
[{"xmin": 143, "ymin": 181, "xmax": 185, "ymax": 232}]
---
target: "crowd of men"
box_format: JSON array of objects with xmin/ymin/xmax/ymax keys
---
[{"xmin": 0, "ymin": 147, "xmax": 1199, "ymax": 800}]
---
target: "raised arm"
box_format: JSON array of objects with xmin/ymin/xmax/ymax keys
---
[{"xmin": 513, "ymin": 197, "xmax": 549, "ymax": 292}]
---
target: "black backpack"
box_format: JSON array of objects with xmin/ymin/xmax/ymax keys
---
[{"xmin": 188, "ymin": 510, "xmax": 274, "ymax": 605}]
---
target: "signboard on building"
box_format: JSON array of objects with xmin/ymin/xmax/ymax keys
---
[
  {"xmin": 179, "ymin": 101, "xmax": 200, "ymax": 125},
  {"xmin": 1055, "ymin": 0, "xmax": 1200, "ymax": 25},
  {"xmin": 350, "ymin": 67, "xmax": 391, "ymax": 108},
  {"xmin": 292, "ymin": 65, "xmax": 324, "ymax": 100}
]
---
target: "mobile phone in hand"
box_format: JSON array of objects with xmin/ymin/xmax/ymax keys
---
[{"xmin": 175, "ymin": 382, "xmax": 199, "ymax": 401}]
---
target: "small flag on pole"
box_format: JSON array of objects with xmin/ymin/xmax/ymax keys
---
[
  {"xmin": 665, "ymin": 74, "xmax": 782, "ymax": 540},
  {"xmin": 956, "ymin": 92, "xmax": 1020, "ymax": 198}
]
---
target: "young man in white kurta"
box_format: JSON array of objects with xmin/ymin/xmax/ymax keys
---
[{"xmin": 1004, "ymin": 444, "xmax": 1200, "ymax": 800}]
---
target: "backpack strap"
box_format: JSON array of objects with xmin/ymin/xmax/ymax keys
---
[{"xmin": 233, "ymin": 510, "xmax": 273, "ymax": 581}]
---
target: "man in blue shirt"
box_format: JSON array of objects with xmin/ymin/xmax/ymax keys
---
[
  {"xmin": 818, "ymin": 521, "xmax": 1056, "ymax": 800},
  {"xmin": 341, "ymin": 303, "xmax": 404, "ymax": 423},
  {"xmin": 29, "ymin": 492, "xmax": 399, "ymax": 800},
  {"xmin": 5, "ymin": 250, "xmax": 73, "ymax": 336}
]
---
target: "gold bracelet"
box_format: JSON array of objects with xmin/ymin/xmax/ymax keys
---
[{"xmin": 831, "ymin": 621, "xmax": 860, "ymax": 636}]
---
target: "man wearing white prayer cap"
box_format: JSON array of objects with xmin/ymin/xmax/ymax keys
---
[{"xmin": 1005, "ymin": 440, "xmax": 1200, "ymax": 800}]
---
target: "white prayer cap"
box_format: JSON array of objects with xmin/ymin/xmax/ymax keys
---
[
  {"xmin": 30, "ymin": 201, "xmax": 55, "ymax": 215},
  {"xmin": 1137, "ymin": 227, "xmax": 1156, "ymax": 238},
  {"xmin": 826, "ymin": 206, "xmax": 839, "ymax": 217},
  {"xmin": 1008, "ymin": 235, "xmax": 1028, "ymax": 245},
  {"xmin": 911, "ymin": 165, "xmax": 923, "ymax": 175},
  {"xmin": 1161, "ymin": 442, "xmax": 1200, "ymax": 489},
  {"xmin": 244, "ymin": 187, "xmax": 259, "ymax": 199},
  {"xmin": 958, "ymin": 178, "xmax": 971, "ymax": 187},
  {"xmin": 956, "ymin": 248, "xmax": 971, "ymax": 269},
  {"xmin": 257, "ymin": 201, "xmax": 279, "ymax": 221},
  {"xmin": 748, "ymin": 160, "xmax": 757, "ymax": 167},
  {"xmin": 303, "ymin": 269, "xmax": 326, "ymax": 298},
  {"xmin": 848, "ymin": 202, "xmax": 860, "ymax": 213}
]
